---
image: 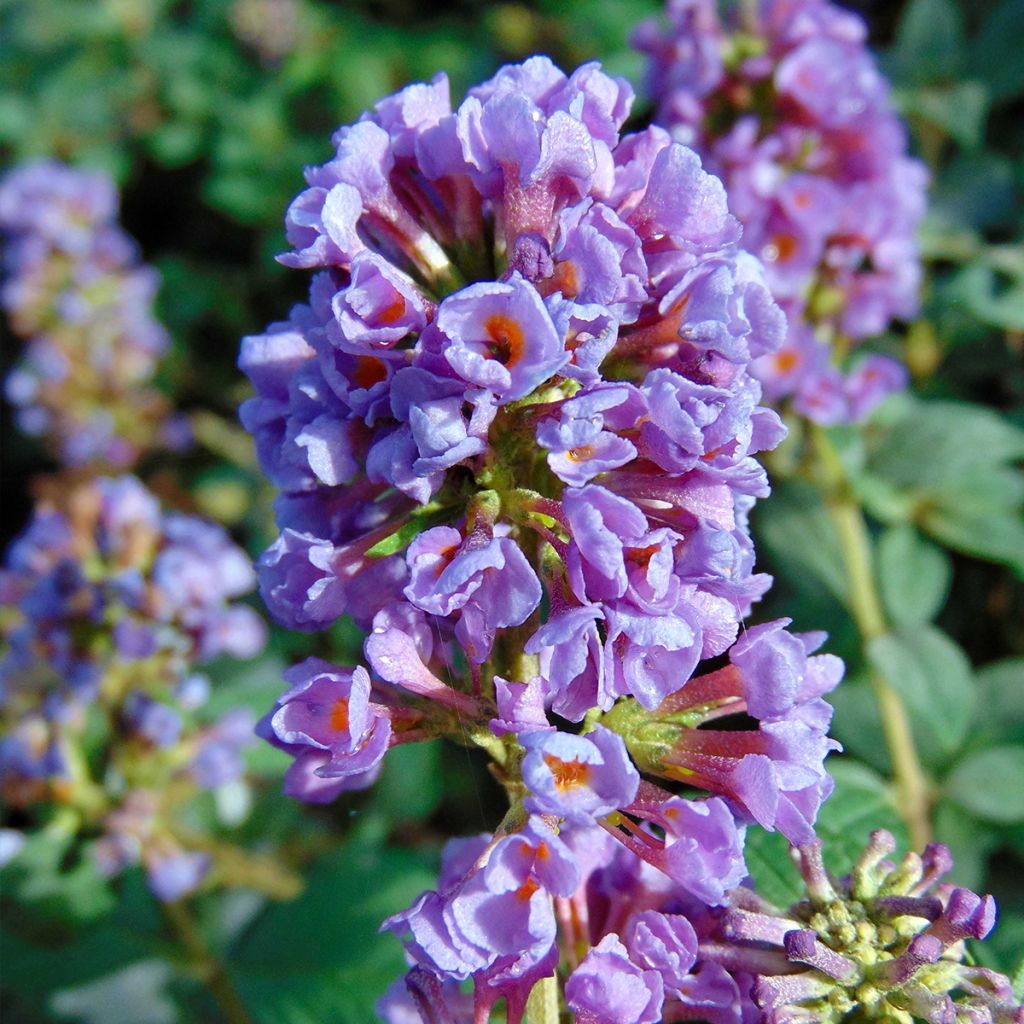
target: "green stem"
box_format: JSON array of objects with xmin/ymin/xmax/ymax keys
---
[
  {"xmin": 162, "ymin": 900, "xmax": 253, "ymax": 1024},
  {"xmin": 189, "ymin": 410, "xmax": 258, "ymax": 470},
  {"xmin": 811, "ymin": 426, "xmax": 932, "ymax": 849}
]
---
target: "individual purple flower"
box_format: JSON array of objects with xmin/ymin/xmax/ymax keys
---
[
  {"xmin": 258, "ymin": 657, "xmax": 392, "ymax": 802},
  {"xmin": 403, "ymin": 527, "xmax": 542, "ymax": 664},
  {"xmin": 624, "ymin": 911, "xmax": 699, "ymax": 997},
  {"xmin": 565, "ymin": 934, "xmax": 664, "ymax": 1024},
  {"xmin": 489, "ymin": 676, "xmax": 552, "ymax": 737},
  {"xmin": 607, "ymin": 792, "xmax": 747, "ymax": 905},
  {"xmin": 329, "ymin": 251, "xmax": 428, "ymax": 350},
  {"xmin": 434, "ymin": 275, "xmax": 568, "ymax": 403},
  {"xmin": 521, "ymin": 725, "xmax": 639, "ymax": 825},
  {"xmin": 383, "ymin": 817, "xmax": 579, "ymax": 984}
]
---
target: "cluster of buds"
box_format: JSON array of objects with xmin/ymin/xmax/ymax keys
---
[
  {"xmin": 0, "ymin": 475, "xmax": 265, "ymax": 900},
  {"xmin": 238, "ymin": 54, "xmax": 878, "ymax": 1019},
  {"xmin": 635, "ymin": 0, "xmax": 927, "ymax": 425},
  {"xmin": 0, "ymin": 162, "xmax": 188, "ymax": 468},
  {"xmin": 698, "ymin": 832, "xmax": 1022, "ymax": 1024}
]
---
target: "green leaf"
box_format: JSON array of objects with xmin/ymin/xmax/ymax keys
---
[
  {"xmin": 970, "ymin": 0, "xmax": 1024, "ymax": 102},
  {"xmin": 921, "ymin": 507, "xmax": 1024, "ymax": 578},
  {"xmin": 373, "ymin": 741, "xmax": 443, "ymax": 823},
  {"xmin": 741, "ymin": 829, "xmax": 801, "ymax": 910},
  {"xmin": 752, "ymin": 481, "xmax": 848, "ymax": 604},
  {"xmin": 231, "ymin": 840, "xmax": 438, "ymax": 1021},
  {"xmin": 932, "ymin": 801, "xmax": 1001, "ymax": 891},
  {"xmin": 866, "ymin": 396, "xmax": 1024, "ymax": 491},
  {"xmin": 955, "ymin": 262, "xmax": 1024, "ymax": 331},
  {"xmin": 866, "ymin": 625, "xmax": 976, "ymax": 759},
  {"xmin": 877, "ymin": 525, "xmax": 952, "ymax": 626},
  {"xmin": 929, "ymin": 152, "xmax": 1017, "ymax": 232},
  {"xmin": 828, "ymin": 673, "xmax": 891, "ymax": 776},
  {"xmin": 974, "ymin": 658, "xmax": 1024, "ymax": 743},
  {"xmin": 896, "ymin": 80, "xmax": 989, "ymax": 150},
  {"xmin": 945, "ymin": 746, "xmax": 1024, "ymax": 824},
  {"xmin": 815, "ymin": 760, "xmax": 908, "ymax": 872},
  {"xmin": 2, "ymin": 831, "xmax": 116, "ymax": 924},
  {"xmin": 51, "ymin": 961, "xmax": 177, "ymax": 1024},
  {"xmin": 889, "ymin": 0, "xmax": 965, "ymax": 84}
]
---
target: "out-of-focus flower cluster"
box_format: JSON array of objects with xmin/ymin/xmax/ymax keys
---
[
  {"xmin": 0, "ymin": 161, "xmax": 188, "ymax": 468},
  {"xmin": 635, "ymin": 0, "xmax": 928, "ymax": 425},
  {"xmin": 0, "ymin": 475, "xmax": 265, "ymax": 900}
]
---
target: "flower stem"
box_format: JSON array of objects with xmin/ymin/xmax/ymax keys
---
[
  {"xmin": 162, "ymin": 899, "xmax": 253, "ymax": 1024},
  {"xmin": 810, "ymin": 426, "xmax": 932, "ymax": 849}
]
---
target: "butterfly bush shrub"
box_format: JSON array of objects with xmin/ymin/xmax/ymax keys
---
[{"xmin": 239, "ymin": 54, "xmax": 1021, "ymax": 1022}]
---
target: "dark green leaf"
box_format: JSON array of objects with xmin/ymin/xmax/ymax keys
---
[
  {"xmin": 896, "ymin": 79, "xmax": 989, "ymax": 150},
  {"xmin": 752, "ymin": 481, "xmax": 848, "ymax": 604},
  {"xmin": 231, "ymin": 840, "xmax": 437, "ymax": 1021},
  {"xmin": 815, "ymin": 759, "xmax": 908, "ymax": 873},
  {"xmin": 373, "ymin": 741, "xmax": 443, "ymax": 824},
  {"xmin": 932, "ymin": 801, "xmax": 1001, "ymax": 891},
  {"xmin": 945, "ymin": 746, "xmax": 1024, "ymax": 824},
  {"xmin": 973, "ymin": 658, "xmax": 1024, "ymax": 743},
  {"xmin": 877, "ymin": 525, "xmax": 952, "ymax": 626},
  {"xmin": 866, "ymin": 625, "xmax": 975, "ymax": 758},
  {"xmin": 51, "ymin": 961, "xmax": 177, "ymax": 1024},
  {"xmin": 741, "ymin": 829, "xmax": 801, "ymax": 910},
  {"xmin": 969, "ymin": 0, "xmax": 1024, "ymax": 102},
  {"xmin": 866, "ymin": 397, "xmax": 1024, "ymax": 490},
  {"xmin": 921, "ymin": 507, "xmax": 1024, "ymax": 578},
  {"xmin": 2, "ymin": 831, "xmax": 116, "ymax": 924},
  {"xmin": 890, "ymin": 0, "xmax": 965, "ymax": 83},
  {"xmin": 828, "ymin": 673, "xmax": 892, "ymax": 775}
]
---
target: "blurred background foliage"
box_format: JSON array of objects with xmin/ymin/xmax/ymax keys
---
[{"xmin": 1, "ymin": 0, "xmax": 1022, "ymax": 1020}]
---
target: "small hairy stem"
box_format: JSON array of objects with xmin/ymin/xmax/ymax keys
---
[
  {"xmin": 162, "ymin": 899, "xmax": 253, "ymax": 1024},
  {"xmin": 172, "ymin": 830, "xmax": 303, "ymax": 901},
  {"xmin": 189, "ymin": 410, "xmax": 258, "ymax": 470},
  {"xmin": 811, "ymin": 426, "xmax": 932, "ymax": 849}
]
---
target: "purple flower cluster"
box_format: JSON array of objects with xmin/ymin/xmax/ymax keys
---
[
  {"xmin": 635, "ymin": 0, "xmax": 927, "ymax": 424},
  {"xmin": 381, "ymin": 829, "xmax": 1023, "ymax": 1024},
  {"xmin": 0, "ymin": 475, "xmax": 264, "ymax": 900},
  {"xmin": 236, "ymin": 54, "xmax": 866, "ymax": 1018},
  {"xmin": 238, "ymin": 54, "xmax": 1022, "ymax": 1022},
  {"xmin": 0, "ymin": 161, "xmax": 188, "ymax": 467},
  {"xmin": 242, "ymin": 57, "xmax": 790, "ymax": 724}
]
